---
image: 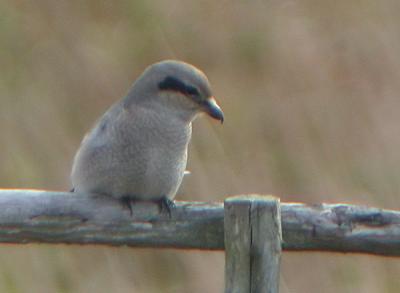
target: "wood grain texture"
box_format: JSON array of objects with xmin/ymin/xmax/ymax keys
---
[
  {"xmin": 0, "ymin": 189, "xmax": 224, "ymax": 249},
  {"xmin": 249, "ymin": 196, "xmax": 281, "ymax": 293},
  {"xmin": 224, "ymin": 197, "xmax": 252, "ymax": 293},
  {"xmin": 0, "ymin": 190, "xmax": 399, "ymax": 256},
  {"xmin": 224, "ymin": 196, "xmax": 282, "ymax": 293}
]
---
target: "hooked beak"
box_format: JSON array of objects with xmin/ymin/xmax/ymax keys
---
[{"xmin": 202, "ymin": 96, "xmax": 224, "ymax": 123}]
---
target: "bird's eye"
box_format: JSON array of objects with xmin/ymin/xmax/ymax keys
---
[
  {"xmin": 159, "ymin": 76, "xmax": 200, "ymax": 97},
  {"xmin": 186, "ymin": 86, "xmax": 199, "ymax": 96}
]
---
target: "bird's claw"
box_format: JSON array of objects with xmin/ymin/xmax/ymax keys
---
[
  {"xmin": 157, "ymin": 197, "xmax": 175, "ymax": 218},
  {"xmin": 120, "ymin": 196, "xmax": 134, "ymax": 216},
  {"xmin": 120, "ymin": 196, "xmax": 175, "ymax": 218}
]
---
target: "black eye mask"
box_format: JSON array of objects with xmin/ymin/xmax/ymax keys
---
[{"xmin": 158, "ymin": 76, "xmax": 200, "ymax": 97}]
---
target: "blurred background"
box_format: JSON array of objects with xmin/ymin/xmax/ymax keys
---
[{"xmin": 1, "ymin": 0, "xmax": 400, "ymax": 292}]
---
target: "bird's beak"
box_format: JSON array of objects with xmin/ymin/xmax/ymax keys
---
[{"xmin": 202, "ymin": 96, "xmax": 224, "ymax": 123}]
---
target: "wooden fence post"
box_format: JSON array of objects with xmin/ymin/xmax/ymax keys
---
[{"xmin": 224, "ymin": 195, "xmax": 282, "ymax": 293}]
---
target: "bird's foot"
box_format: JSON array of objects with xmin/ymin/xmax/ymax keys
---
[
  {"xmin": 156, "ymin": 197, "xmax": 175, "ymax": 218},
  {"xmin": 120, "ymin": 196, "xmax": 137, "ymax": 216}
]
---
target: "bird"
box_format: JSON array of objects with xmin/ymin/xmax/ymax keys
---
[{"xmin": 70, "ymin": 60, "xmax": 224, "ymax": 214}]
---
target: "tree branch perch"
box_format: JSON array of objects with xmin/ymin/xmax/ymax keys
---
[{"xmin": 0, "ymin": 189, "xmax": 399, "ymax": 256}]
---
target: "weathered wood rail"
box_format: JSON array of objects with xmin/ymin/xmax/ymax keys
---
[
  {"xmin": 1, "ymin": 189, "xmax": 400, "ymax": 292},
  {"xmin": 1, "ymin": 189, "xmax": 399, "ymax": 255}
]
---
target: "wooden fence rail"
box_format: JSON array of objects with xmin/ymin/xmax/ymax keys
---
[
  {"xmin": 1, "ymin": 189, "xmax": 400, "ymax": 292},
  {"xmin": 0, "ymin": 189, "xmax": 399, "ymax": 255}
]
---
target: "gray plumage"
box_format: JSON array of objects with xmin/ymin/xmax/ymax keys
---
[{"xmin": 71, "ymin": 60, "xmax": 224, "ymax": 201}]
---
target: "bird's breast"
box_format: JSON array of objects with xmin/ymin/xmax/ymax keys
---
[{"xmin": 120, "ymin": 116, "xmax": 192, "ymax": 199}]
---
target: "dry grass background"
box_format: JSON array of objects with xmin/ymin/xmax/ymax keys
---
[{"xmin": 1, "ymin": 0, "xmax": 400, "ymax": 292}]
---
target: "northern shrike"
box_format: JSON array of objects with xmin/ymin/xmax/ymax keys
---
[{"xmin": 71, "ymin": 60, "xmax": 224, "ymax": 212}]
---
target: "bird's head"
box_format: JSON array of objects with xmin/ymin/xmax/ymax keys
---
[{"xmin": 125, "ymin": 60, "xmax": 224, "ymax": 124}]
